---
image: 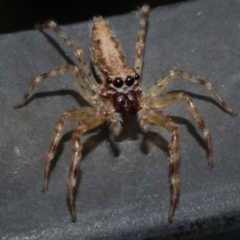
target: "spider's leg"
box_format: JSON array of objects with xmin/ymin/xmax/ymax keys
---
[
  {"xmin": 68, "ymin": 113, "xmax": 105, "ymax": 222},
  {"xmin": 151, "ymin": 92, "xmax": 213, "ymax": 167},
  {"xmin": 134, "ymin": 5, "xmax": 149, "ymax": 75},
  {"xmin": 36, "ymin": 21, "xmax": 98, "ymax": 92},
  {"xmin": 43, "ymin": 107, "xmax": 95, "ymax": 192},
  {"xmin": 149, "ymin": 70, "xmax": 236, "ymax": 116},
  {"xmin": 15, "ymin": 65, "xmax": 94, "ymax": 109},
  {"xmin": 146, "ymin": 109, "xmax": 180, "ymax": 221}
]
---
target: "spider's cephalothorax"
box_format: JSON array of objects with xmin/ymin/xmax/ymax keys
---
[
  {"xmin": 104, "ymin": 70, "xmax": 142, "ymax": 116},
  {"xmin": 15, "ymin": 5, "xmax": 236, "ymax": 222}
]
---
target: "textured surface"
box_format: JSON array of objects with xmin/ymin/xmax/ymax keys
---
[{"xmin": 1, "ymin": 0, "xmax": 240, "ymax": 239}]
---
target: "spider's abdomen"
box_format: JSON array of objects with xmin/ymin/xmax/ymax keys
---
[
  {"xmin": 91, "ymin": 17, "xmax": 127, "ymax": 75},
  {"xmin": 112, "ymin": 90, "xmax": 141, "ymax": 117}
]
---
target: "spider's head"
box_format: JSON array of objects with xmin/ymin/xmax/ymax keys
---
[{"xmin": 104, "ymin": 68, "xmax": 140, "ymax": 94}]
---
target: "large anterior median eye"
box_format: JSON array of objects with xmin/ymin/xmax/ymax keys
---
[
  {"xmin": 125, "ymin": 76, "xmax": 134, "ymax": 87},
  {"xmin": 114, "ymin": 77, "xmax": 124, "ymax": 88}
]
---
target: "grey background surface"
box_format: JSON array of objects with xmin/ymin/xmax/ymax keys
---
[{"xmin": 1, "ymin": 0, "xmax": 240, "ymax": 239}]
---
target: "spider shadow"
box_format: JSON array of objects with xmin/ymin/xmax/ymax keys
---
[
  {"xmin": 38, "ymin": 29, "xmax": 77, "ymax": 66},
  {"xmin": 22, "ymin": 29, "xmax": 103, "ymax": 108},
  {"xmin": 21, "ymin": 89, "xmax": 89, "ymax": 107},
  {"xmin": 171, "ymin": 115, "xmax": 207, "ymax": 152},
  {"xmin": 38, "ymin": 28, "xmax": 102, "ymax": 83},
  {"xmin": 116, "ymin": 116, "xmax": 170, "ymax": 156}
]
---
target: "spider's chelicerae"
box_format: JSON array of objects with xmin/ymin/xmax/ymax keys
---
[{"xmin": 15, "ymin": 5, "xmax": 236, "ymax": 222}]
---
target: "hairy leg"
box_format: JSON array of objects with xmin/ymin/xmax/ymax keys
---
[
  {"xmin": 134, "ymin": 5, "xmax": 149, "ymax": 75},
  {"xmin": 15, "ymin": 65, "xmax": 95, "ymax": 108},
  {"xmin": 147, "ymin": 109, "xmax": 180, "ymax": 221},
  {"xmin": 68, "ymin": 112, "xmax": 106, "ymax": 221},
  {"xmin": 149, "ymin": 69, "xmax": 236, "ymax": 116},
  {"xmin": 151, "ymin": 92, "xmax": 213, "ymax": 166},
  {"xmin": 43, "ymin": 107, "xmax": 95, "ymax": 192},
  {"xmin": 36, "ymin": 21, "xmax": 98, "ymax": 92}
]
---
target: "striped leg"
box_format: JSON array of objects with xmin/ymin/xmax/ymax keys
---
[
  {"xmin": 43, "ymin": 107, "xmax": 95, "ymax": 192},
  {"xmin": 149, "ymin": 70, "xmax": 236, "ymax": 116},
  {"xmin": 36, "ymin": 21, "xmax": 98, "ymax": 92},
  {"xmin": 68, "ymin": 112, "xmax": 106, "ymax": 221},
  {"xmin": 150, "ymin": 92, "xmax": 213, "ymax": 167},
  {"xmin": 147, "ymin": 109, "xmax": 180, "ymax": 221},
  {"xmin": 134, "ymin": 5, "xmax": 149, "ymax": 75},
  {"xmin": 14, "ymin": 65, "xmax": 93, "ymax": 109}
]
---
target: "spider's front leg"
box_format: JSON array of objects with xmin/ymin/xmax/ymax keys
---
[
  {"xmin": 145, "ymin": 109, "xmax": 180, "ymax": 221},
  {"xmin": 149, "ymin": 70, "xmax": 236, "ymax": 116}
]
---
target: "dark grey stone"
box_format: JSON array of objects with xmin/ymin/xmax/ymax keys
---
[{"xmin": 1, "ymin": 0, "xmax": 240, "ymax": 239}]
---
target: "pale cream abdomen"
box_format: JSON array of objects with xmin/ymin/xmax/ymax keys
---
[{"xmin": 91, "ymin": 17, "xmax": 127, "ymax": 74}]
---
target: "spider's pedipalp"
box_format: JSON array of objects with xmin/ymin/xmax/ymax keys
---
[
  {"xmin": 147, "ymin": 109, "xmax": 180, "ymax": 221},
  {"xmin": 150, "ymin": 92, "xmax": 213, "ymax": 167},
  {"xmin": 149, "ymin": 69, "xmax": 237, "ymax": 116},
  {"xmin": 134, "ymin": 5, "xmax": 149, "ymax": 75},
  {"xmin": 36, "ymin": 21, "xmax": 98, "ymax": 93}
]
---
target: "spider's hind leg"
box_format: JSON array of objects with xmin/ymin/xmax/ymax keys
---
[
  {"xmin": 150, "ymin": 92, "xmax": 213, "ymax": 167},
  {"xmin": 43, "ymin": 107, "xmax": 95, "ymax": 192},
  {"xmin": 145, "ymin": 109, "xmax": 180, "ymax": 221},
  {"xmin": 68, "ymin": 112, "xmax": 105, "ymax": 222}
]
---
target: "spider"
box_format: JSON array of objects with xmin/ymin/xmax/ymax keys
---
[{"xmin": 15, "ymin": 5, "xmax": 236, "ymax": 222}]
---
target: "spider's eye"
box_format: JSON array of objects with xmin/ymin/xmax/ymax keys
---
[
  {"xmin": 125, "ymin": 76, "xmax": 134, "ymax": 87},
  {"xmin": 114, "ymin": 77, "xmax": 124, "ymax": 88},
  {"xmin": 106, "ymin": 78, "xmax": 112, "ymax": 84},
  {"xmin": 135, "ymin": 74, "xmax": 140, "ymax": 80}
]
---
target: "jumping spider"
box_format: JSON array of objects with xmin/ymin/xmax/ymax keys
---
[{"xmin": 15, "ymin": 5, "xmax": 236, "ymax": 222}]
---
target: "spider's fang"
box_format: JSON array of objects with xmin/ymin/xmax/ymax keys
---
[{"xmin": 112, "ymin": 90, "xmax": 140, "ymax": 116}]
